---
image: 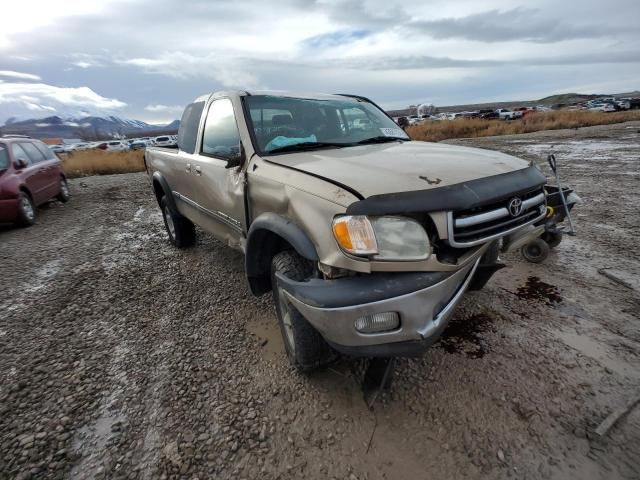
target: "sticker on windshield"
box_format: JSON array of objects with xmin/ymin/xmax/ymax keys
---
[{"xmin": 380, "ymin": 127, "xmax": 407, "ymax": 138}]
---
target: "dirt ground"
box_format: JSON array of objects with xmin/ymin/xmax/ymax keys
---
[{"xmin": 1, "ymin": 121, "xmax": 639, "ymax": 480}]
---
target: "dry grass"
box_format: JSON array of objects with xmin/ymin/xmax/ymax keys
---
[
  {"xmin": 56, "ymin": 110, "xmax": 640, "ymax": 178},
  {"xmin": 61, "ymin": 150, "xmax": 145, "ymax": 178},
  {"xmin": 407, "ymin": 110, "xmax": 640, "ymax": 142}
]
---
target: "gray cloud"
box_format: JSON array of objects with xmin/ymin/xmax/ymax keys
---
[
  {"xmin": 0, "ymin": 70, "xmax": 41, "ymax": 81},
  {"xmin": 409, "ymin": 7, "xmax": 633, "ymax": 43},
  {"xmin": 0, "ymin": 0, "xmax": 639, "ymax": 124}
]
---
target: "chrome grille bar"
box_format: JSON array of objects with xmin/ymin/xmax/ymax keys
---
[{"xmin": 454, "ymin": 192, "xmax": 545, "ymax": 228}]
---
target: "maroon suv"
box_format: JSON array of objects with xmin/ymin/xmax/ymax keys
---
[{"xmin": 0, "ymin": 135, "xmax": 70, "ymax": 227}]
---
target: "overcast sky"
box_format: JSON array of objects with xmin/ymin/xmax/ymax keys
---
[{"xmin": 1, "ymin": 0, "xmax": 639, "ymax": 124}]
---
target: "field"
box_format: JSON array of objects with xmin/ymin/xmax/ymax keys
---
[
  {"xmin": 407, "ymin": 110, "xmax": 640, "ymax": 142},
  {"xmin": 1, "ymin": 121, "xmax": 639, "ymax": 479},
  {"xmin": 60, "ymin": 149, "xmax": 146, "ymax": 178}
]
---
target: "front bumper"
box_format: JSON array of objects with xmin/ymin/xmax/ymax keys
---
[{"xmin": 276, "ymin": 255, "xmax": 481, "ymax": 357}]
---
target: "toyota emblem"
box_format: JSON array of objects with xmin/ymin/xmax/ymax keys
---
[{"xmin": 508, "ymin": 197, "xmax": 523, "ymax": 217}]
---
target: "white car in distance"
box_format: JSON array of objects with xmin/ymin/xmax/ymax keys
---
[
  {"xmin": 104, "ymin": 140, "xmax": 129, "ymax": 151},
  {"xmin": 153, "ymin": 136, "xmax": 176, "ymax": 147}
]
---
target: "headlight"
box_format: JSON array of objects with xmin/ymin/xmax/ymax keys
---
[
  {"xmin": 332, "ymin": 215, "xmax": 378, "ymax": 255},
  {"xmin": 332, "ymin": 215, "xmax": 430, "ymax": 261}
]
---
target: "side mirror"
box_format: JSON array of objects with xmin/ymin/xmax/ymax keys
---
[
  {"xmin": 225, "ymin": 143, "xmax": 245, "ymax": 169},
  {"xmin": 15, "ymin": 158, "xmax": 28, "ymax": 169}
]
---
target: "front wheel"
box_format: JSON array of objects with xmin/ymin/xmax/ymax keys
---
[
  {"xmin": 271, "ymin": 250, "xmax": 334, "ymax": 370},
  {"xmin": 17, "ymin": 192, "xmax": 36, "ymax": 227}
]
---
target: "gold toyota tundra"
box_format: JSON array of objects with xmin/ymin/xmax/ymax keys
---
[{"xmin": 145, "ymin": 91, "xmax": 546, "ymax": 369}]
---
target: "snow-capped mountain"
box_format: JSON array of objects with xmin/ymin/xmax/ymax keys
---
[{"xmin": 1, "ymin": 115, "xmax": 179, "ymax": 139}]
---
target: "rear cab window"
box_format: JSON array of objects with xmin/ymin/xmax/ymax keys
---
[{"xmin": 178, "ymin": 101, "xmax": 205, "ymax": 154}]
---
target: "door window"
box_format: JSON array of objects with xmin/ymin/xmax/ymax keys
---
[
  {"xmin": 18, "ymin": 142, "xmax": 47, "ymax": 164},
  {"xmin": 33, "ymin": 142, "xmax": 57, "ymax": 160},
  {"xmin": 0, "ymin": 145, "xmax": 8, "ymax": 170},
  {"xmin": 11, "ymin": 143, "xmax": 32, "ymax": 166},
  {"xmin": 201, "ymin": 99, "xmax": 241, "ymax": 159}
]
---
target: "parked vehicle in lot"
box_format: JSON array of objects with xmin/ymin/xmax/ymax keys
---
[
  {"xmin": 588, "ymin": 103, "xmax": 616, "ymax": 113},
  {"xmin": 496, "ymin": 108, "xmax": 519, "ymax": 120},
  {"xmin": 67, "ymin": 142, "xmax": 91, "ymax": 151},
  {"xmin": 0, "ymin": 135, "xmax": 70, "ymax": 227},
  {"xmin": 130, "ymin": 139, "xmax": 149, "ymax": 150},
  {"xmin": 615, "ymin": 100, "xmax": 630, "ymax": 110},
  {"xmin": 513, "ymin": 106, "xmax": 535, "ymax": 117},
  {"xmin": 478, "ymin": 109, "xmax": 499, "ymax": 120},
  {"xmin": 49, "ymin": 144, "xmax": 66, "ymax": 154},
  {"xmin": 145, "ymin": 91, "xmax": 546, "ymax": 370},
  {"xmin": 104, "ymin": 140, "xmax": 129, "ymax": 151},
  {"xmin": 152, "ymin": 136, "xmax": 176, "ymax": 147}
]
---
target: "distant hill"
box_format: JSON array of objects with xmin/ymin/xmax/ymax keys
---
[
  {"xmin": 387, "ymin": 90, "xmax": 640, "ymax": 117},
  {"xmin": 0, "ymin": 115, "xmax": 180, "ymax": 140}
]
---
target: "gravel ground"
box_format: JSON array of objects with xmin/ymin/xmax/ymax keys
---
[{"xmin": 1, "ymin": 121, "xmax": 639, "ymax": 480}]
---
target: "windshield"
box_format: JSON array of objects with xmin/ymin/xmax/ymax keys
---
[{"xmin": 244, "ymin": 95, "xmax": 409, "ymax": 154}]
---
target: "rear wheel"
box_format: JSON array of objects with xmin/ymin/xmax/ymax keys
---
[
  {"xmin": 17, "ymin": 192, "xmax": 36, "ymax": 227},
  {"xmin": 521, "ymin": 238, "xmax": 550, "ymax": 263},
  {"xmin": 57, "ymin": 178, "xmax": 71, "ymax": 203},
  {"xmin": 271, "ymin": 250, "xmax": 334, "ymax": 370},
  {"xmin": 160, "ymin": 196, "xmax": 195, "ymax": 248}
]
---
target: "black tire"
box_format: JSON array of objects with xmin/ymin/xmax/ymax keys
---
[
  {"xmin": 160, "ymin": 196, "xmax": 195, "ymax": 248},
  {"xmin": 480, "ymin": 239, "xmax": 500, "ymax": 264},
  {"xmin": 271, "ymin": 250, "xmax": 334, "ymax": 370},
  {"xmin": 521, "ymin": 238, "xmax": 550, "ymax": 264},
  {"xmin": 57, "ymin": 177, "xmax": 71, "ymax": 203},
  {"xmin": 17, "ymin": 192, "xmax": 36, "ymax": 227},
  {"xmin": 541, "ymin": 230, "xmax": 562, "ymax": 249},
  {"xmin": 468, "ymin": 240, "xmax": 502, "ymax": 291}
]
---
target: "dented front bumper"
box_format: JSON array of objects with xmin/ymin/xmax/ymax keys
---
[{"xmin": 275, "ymin": 254, "xmax": 482, "ymax": 357}]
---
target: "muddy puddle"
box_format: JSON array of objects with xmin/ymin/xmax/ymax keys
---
[
  {"xmin": 437, "ymin": 313, "xmax": 496, "ymax": 358},
  {"xmin": 516, "ymin": 276, "xmax": 562, "ymax": 305},
  {"xmin": 246, "ymin": 314, "xmax": 286, "ymax": 363}
]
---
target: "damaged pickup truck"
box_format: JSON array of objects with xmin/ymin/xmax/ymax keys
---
[{"xmin": 145, "ymin": 91, "xmax": 546, "ymax": 369}]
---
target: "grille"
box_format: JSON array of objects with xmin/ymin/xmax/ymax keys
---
[{"xmin": 448, "ymin": 188, "xmax": 546, "ymax": 247}]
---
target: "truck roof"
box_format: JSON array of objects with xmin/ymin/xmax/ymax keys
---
[{"xmin": 193, "ymin": 90, "xmax": 364, "ymax": 104}]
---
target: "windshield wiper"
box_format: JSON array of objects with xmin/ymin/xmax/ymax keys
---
[
  {"xmin": 356, "ymin": 136, "xmax": 408, "ymax": 145},
  {"xmin": 266, "ymin": 142, "xmax": 348, "ymax": 154}
]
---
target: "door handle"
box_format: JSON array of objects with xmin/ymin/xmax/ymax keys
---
[
  {"xmin": 185, "ymin": 163, "xmax": 191, "ymax": 173},
  {"xmin": 194, "ymin": 165, "xmax": 202, "ymax": 176}
]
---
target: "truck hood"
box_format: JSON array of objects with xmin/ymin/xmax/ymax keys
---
[{"xmin": 263, "ymin": 141, "xmax": 530, "ymax": 198}]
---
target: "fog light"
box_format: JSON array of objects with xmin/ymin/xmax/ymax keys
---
[{"xmin": 354, "ymin": 312, "xmax": 400, "ymax": 334}]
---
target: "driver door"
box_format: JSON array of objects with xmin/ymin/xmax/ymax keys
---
[{"xmin": 189, "ymin": 98, "xmax": 246, "ymax": 249}]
